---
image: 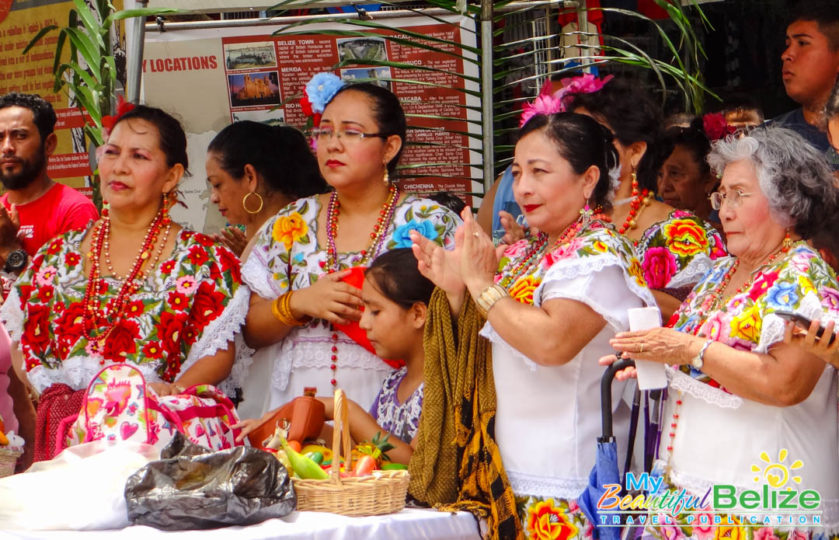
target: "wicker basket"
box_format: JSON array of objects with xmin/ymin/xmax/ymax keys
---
[
  {"xmin": 292, "ymin": 389, "xmax": 409, "ymax": 516},
  {"xmin": 0, "ymin": 447, "xmax": 21, "ymax": 478}
]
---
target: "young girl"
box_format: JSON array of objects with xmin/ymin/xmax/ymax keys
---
[{"xmin": 236, "ymin": 248, "xmax": 433, "ymax": 465}]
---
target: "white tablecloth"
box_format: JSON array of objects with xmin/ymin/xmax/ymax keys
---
[{"xmin": 0, "ymin": 508, "xmax": 481, "ymax": 540}]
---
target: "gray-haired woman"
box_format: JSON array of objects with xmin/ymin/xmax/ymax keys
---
[{"xmin": 603, "ymin": 126, "xmax": 839, "ymax": 538}]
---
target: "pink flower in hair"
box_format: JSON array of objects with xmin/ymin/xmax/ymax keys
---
[{"xmin": 519, "ymin": 74, "xmax": 614, "ymax": 127}]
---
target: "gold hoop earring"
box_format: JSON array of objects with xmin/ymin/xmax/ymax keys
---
[{"xmin": 242, "ymin": 192, "xmax": 264, "ymax": 214}]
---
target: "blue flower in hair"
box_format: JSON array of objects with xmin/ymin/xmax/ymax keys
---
[
  {"xmin": 391, "ymin": 219, "xmax": 438, "ymax": 249},
  {"xmin": 306, "ymin": 72, "xmax": 345, "ymax": 113}
]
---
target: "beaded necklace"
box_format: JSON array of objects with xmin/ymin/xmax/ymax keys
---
[
  {"xmin": 82, "ymin": 205, "xmax": 171, "ymax": 362},
  {"xmin": 324, "ymin": 183, "xmax": 399, "ymax": 272},
  {"xmin": 615, "ymin": 176, "xmax": 652, "ymax": 235},
  {"xmin": 323, "ymin": 183, "xmax": 400, "ymax": 390},
  {"xmin": 498, "ymin": 214, "xmax": 603, "ymax": 290}
]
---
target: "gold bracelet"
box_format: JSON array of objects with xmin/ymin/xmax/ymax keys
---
[
  {"xmin": 271, "ymin": 291, "xmax": 310, "ymax": 327},
  {"xmin": 475, "ymin": 283, "xmax": 509, "ymax": 318}
]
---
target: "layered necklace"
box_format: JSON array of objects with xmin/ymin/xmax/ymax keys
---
[
  {"xmin": 324, "ymin": 183, "xmax": 399, "ymax": 272},
  {"xmin": 615, "ymin": 175, "xmax": 652, "ymax": 235},
  {"xmin": 323, "ymin": 183, "xmax": 400, "ymax": 389},
  {"xmin": 498, "ymin": 213, "xmax": 603, "ymax": 290},
  {"xmin": 82, "ymin": 205, "xmax": 172, "ymax": 361}
]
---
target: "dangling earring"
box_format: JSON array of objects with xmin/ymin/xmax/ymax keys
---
[
  {"xmin": 383, "ymin": 167, "xmax": 390, "ymax": 185},
  {"xmin": 782, "ymin": 229, "xmax": 793, "ymax": 252},
  {"xmin": 242, "ymin": 191, "xmax": 264, "ymax": 214},
  {"xmin": 161, "ymin": 191, "xmax": 176, "ymax": 224},
  {"xmin": 579, "ymin": 199, "xmax": 593, "ymax": 226},
  {"xmin": 101, "ymin": 201, "xmax": 110, "ymax": 220}
]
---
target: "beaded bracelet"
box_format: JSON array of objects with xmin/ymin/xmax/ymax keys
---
[
  {"xmin": 475, "ymin": 283, "xmax": 509, "ymax": 318},
  {"xmin": 271, "ymin": 291, "xmax": 311, "ymax": 327}
]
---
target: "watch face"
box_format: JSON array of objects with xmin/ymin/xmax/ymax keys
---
[{"xmin": 6, "ymin": 250, "xmax": 26, "ymax": 270}]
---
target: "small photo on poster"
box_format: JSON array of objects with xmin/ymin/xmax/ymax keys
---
[
  {"xmin": 228, "ymin": 71, "xmax": 281, "ymax": 108},
  {"xmin": 336, "ymin": 37, "xmax": 388, "ymax": 64},
  {"xmin": 341, "ymin": 67, "xmax": 392, "ymax": 91},
  {"xmin": 224, "ymin": 41, "xmax": 277, "ymax": 70},
  {"xmin": 231, "ymin": 108, "xmax": 286, "ymax": 126}
]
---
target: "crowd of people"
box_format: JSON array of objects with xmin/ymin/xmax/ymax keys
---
[{"xmin": 0, "ymin": 2, "xmax": 837, "ymax": 539}]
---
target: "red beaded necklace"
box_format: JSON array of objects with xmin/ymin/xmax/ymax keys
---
[
  {"xmin": 82, "ymin": 204, "xmax": 171, "ymax": 361},
  {"xmin": 615, "ymin": 176, "xmax": 652, "ymax": 235},
  {"xmin": 499, "ymin": 214, "xmax": 604, "ymax": 290},
  {"xmin": 323, "ymin": 183, "xmax": 400, "ymax": 390},
  {"xmin": 324, "ymin": 183, "xmax": 399, "ymax": 272}
]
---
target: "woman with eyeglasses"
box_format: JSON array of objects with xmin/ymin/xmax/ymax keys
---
[
  {"xmin": 602, "ymin": 126, "xmax": 839, "ymax": 538},
  {"xmin": 240, "ymin": 75, "xmax": 459, "ymax": 416}
]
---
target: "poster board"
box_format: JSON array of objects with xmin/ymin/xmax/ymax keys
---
[
  {"xmin": 0, "ymin": 0, "xmax": 124, "ymax": 195},
  {"xmin": 143, "ymin": 14, "xmax": 480, "ymax": 234}
]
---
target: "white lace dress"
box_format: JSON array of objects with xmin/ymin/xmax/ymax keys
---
[{"xmin": 239, "ymin": 194, "xmax": 459, "ymax": 417}]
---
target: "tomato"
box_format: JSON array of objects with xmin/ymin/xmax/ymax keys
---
[
  {"xmin": 353, "ymin": 455, "xmax": 376, "ymax": 477},
  {"xmin": 287, "ymin": 440, "xmax": 302, "ymax": 453}
]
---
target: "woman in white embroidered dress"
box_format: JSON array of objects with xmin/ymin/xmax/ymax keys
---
[
  {"xmin": 242, "ymin": 75, "xmax": 459, "ymax": 415},
  {"xmin": 605, "ymin": 127, "xmax": 839, "ymax": 538},
  {"xmin": 413, "ymin": 112, "xmax": 655, "ymax": 538}
]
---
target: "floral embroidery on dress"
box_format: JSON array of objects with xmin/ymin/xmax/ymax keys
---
[
  {"xmin": 7, "ymin": 227, "xmax": 243, "ymax": 385},
  {"xmin": 369, "ymin": 367, "xmax": 423, "ymax": 444},
  {"xmin": 669, "ymin": 244, "xmax": 839, "ymax": 388},
  {"xmin": 638, "ymin": 211, "xmax": 726, "ymax": 290},
  {"xmin": 518, "ymin": 495, "xmax": 593, "ymax": 540},
  {"xmin": 495, "ymin": 220, "xmax": 646, "ymax": 305}
]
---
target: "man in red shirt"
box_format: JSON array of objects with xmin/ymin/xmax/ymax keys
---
[{"xmin": 0, "ymin": 93, "xmax": 99, "ymax": 277}]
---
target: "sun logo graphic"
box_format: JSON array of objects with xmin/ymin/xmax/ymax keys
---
[{"xmin": 751, "ymin": 449, "xmax": 803, "ymax": 490}]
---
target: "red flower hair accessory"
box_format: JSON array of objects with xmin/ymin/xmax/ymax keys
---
[
  {"xmin": 702, "ymin": 112, "xmax": 736, "ymax": 141},
  {"xmin": 101, "ymin": 95, "xmax": 136, "ymax": 139}
]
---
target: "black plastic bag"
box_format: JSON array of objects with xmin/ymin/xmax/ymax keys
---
[{"xmin": 125, "ymin": 433, "xmax": 296, "ymax": 530}]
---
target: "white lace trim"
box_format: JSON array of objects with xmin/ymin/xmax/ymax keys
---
[
  {"xmin": 507, "ymin": 469, "xmax": 588, "ymax": 499},
  {"xmin": 669, "ymin": 472, "xmax": 839, "ymax": 533},
  {"xmin": 537, "ymin": 254, "xmax": 656, "ymax": 310},
  {"xmin": 757, "ymin": 294, "xmax": 826, "ymax": 354},
  {"xmin": 666, "ymin": 254, "xmax": 714, "ymax": 289},
  {"xmin": 666, "ymin": 366, "xmax": 743, "ymax": 409},
  {"xmin": 241, "ymin": 251, "xmax": 284, "ymax": 300},
  {"xmin": 0, "ymin": 286, "xmax": 24, "ymax": 342},
  {"xmin": 272, "ymin": 325, "xmax": 393, "ymax": 392},
  {"xmin": 27, "ymin": 358, "xmax": 166, "ymax": 394},
  {"xmin": 182, "ymin": 285, "xmax": 251, "ymax": 394}
]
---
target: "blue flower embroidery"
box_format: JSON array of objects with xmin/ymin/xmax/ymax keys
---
[
  {"xmin": 306, "ymin": 73, "xmax": 345, "ymax": 113},
  {"xmin": 765, "ymin": 281, "xmax": 799, "ymax": 309},
  {"xmin": 391, "ymin": 219, "xmax": 438, "ymax": 249}
]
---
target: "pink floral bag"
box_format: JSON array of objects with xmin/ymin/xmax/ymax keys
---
[{"xmin": 66, "ymin": 365, "xmax": 240, "ymax": 452}]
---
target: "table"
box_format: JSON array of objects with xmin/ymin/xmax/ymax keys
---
[{"xmin": 0, "ymin": 508, "xmax": 482, "ymax": 540}]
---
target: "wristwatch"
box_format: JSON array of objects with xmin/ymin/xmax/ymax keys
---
[
  {"xmin": 691, "ymin": 339, "xmax": 713, "ymax": 370},
  {"xmin": 3, "ymin": 249, "xmax": 28, "ymax": 274}
]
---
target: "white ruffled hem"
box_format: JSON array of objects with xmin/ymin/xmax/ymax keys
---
[
  {"xmin": 756, "ymin": 293, "xmax": 826, "ymax": 354},
  {"xmin": 507, "ymin": 469, "xmax": 588, "ymax": 500},
  {"xmin": 241, "ymin": 252, "xmax": 284, "ymax": 300},
  {"xmin": 28, "ymin": 358, "xmax": 165, "ymax": 394},
  {"xmin": 666, "ymin": 367, "xmax": 743, "ymax": 409}
]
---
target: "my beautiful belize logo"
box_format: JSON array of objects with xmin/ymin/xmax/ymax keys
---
[{"xmin": 596, "ymin": 449, "xmax": 822, "ymax": 527}]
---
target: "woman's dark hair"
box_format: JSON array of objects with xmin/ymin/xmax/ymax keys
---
[
  {"xmin": 366, "ymin": 248, "xmax": 434, "ymax": 309},
  {"xmin": 207, "ymin": 121, "xmax": 327, "ymax": 199},
  {"xmin": 328, "ymin": 83, "xmax": 407, "ymax": 176},
  {"xmin": 518, "ymin": 112, "xmax": 619, "ymax": 211},
  {"xmin": 654, "ymin": 118, "xmax": 712, "ymax": 178},
  {"xmin": 114, "ymin": 105, "xmax": 188, "ymax": 171},
  {"xmin": 566, "ymin": 78, "xmax": 662, "ymax": 192}
]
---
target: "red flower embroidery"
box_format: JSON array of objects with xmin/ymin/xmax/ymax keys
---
[
  {"xmin": 64, "ymin": 252, "xmax": 81, "ymax": 267},
  {"xmin": 167, "ymin": 291, "xmax": 189, "ymax": 311},
  {"xmin": 103, "ymin": 319, "xmax": 140, "ymax": 362},
  {"xmin": 160, "ymin": 260, "xmax": 176, "ymax": 275},
  {"xmin": 46, "ymin": 238, "xmax": 63, "ymax": 255},
  {"xmin": 187, "ymin": 281, "xmax": 226, "ymax": 330},
  {"xmin": 57, "ymin": 302, "xmax": 87, "ymax": 341},
  {"xmin": 217, "ymin": 247, "xmax": 241, "ymax": 281},
  {"xmin": 748, "ymin": 271, "xmax": 779, "ymax": 301},
  {"xmin": 17, "ymin": 284, "xmax": 34, "ymax": 304},
  {"xmin": 125, "ymin": 300, "xmax": 145, "ymax": 318},
  {"xmin": 194, "ymin": 233, "xmax": 215, "ymax": 247},
  {"xmin": 23, "ymin": 304, "xmax": 51, "ymax": 354},
  {"xmin": 37, "ymin": 285, "xmax": 54, "ymax": 302},
  {"xmin": 157, "ymin": 311, "xmax": 186, "ymax": 356},
  {"xmin": 642, "ymin": 247, "xmax": 678, "ymax": 289},
  {"xmin": 187, "ymin": 246, "xmax": 210, "ymax": 266},
  {"xmin": 142, "ymin": 341, "xmax": 164, "ymax": 360}
]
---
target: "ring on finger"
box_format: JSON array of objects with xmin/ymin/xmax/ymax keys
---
[{"xmin": 639, "ymin": 343, "xmax": 644, "ymax": 354}]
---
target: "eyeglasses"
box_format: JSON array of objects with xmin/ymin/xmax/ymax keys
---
[
  {"xmin": 709, "ymin": 189, "xmax": 753, "ymax": 210},
  {"xmin": 310, "ymin": 127, "xmax": 388, "ymax": 143}
]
